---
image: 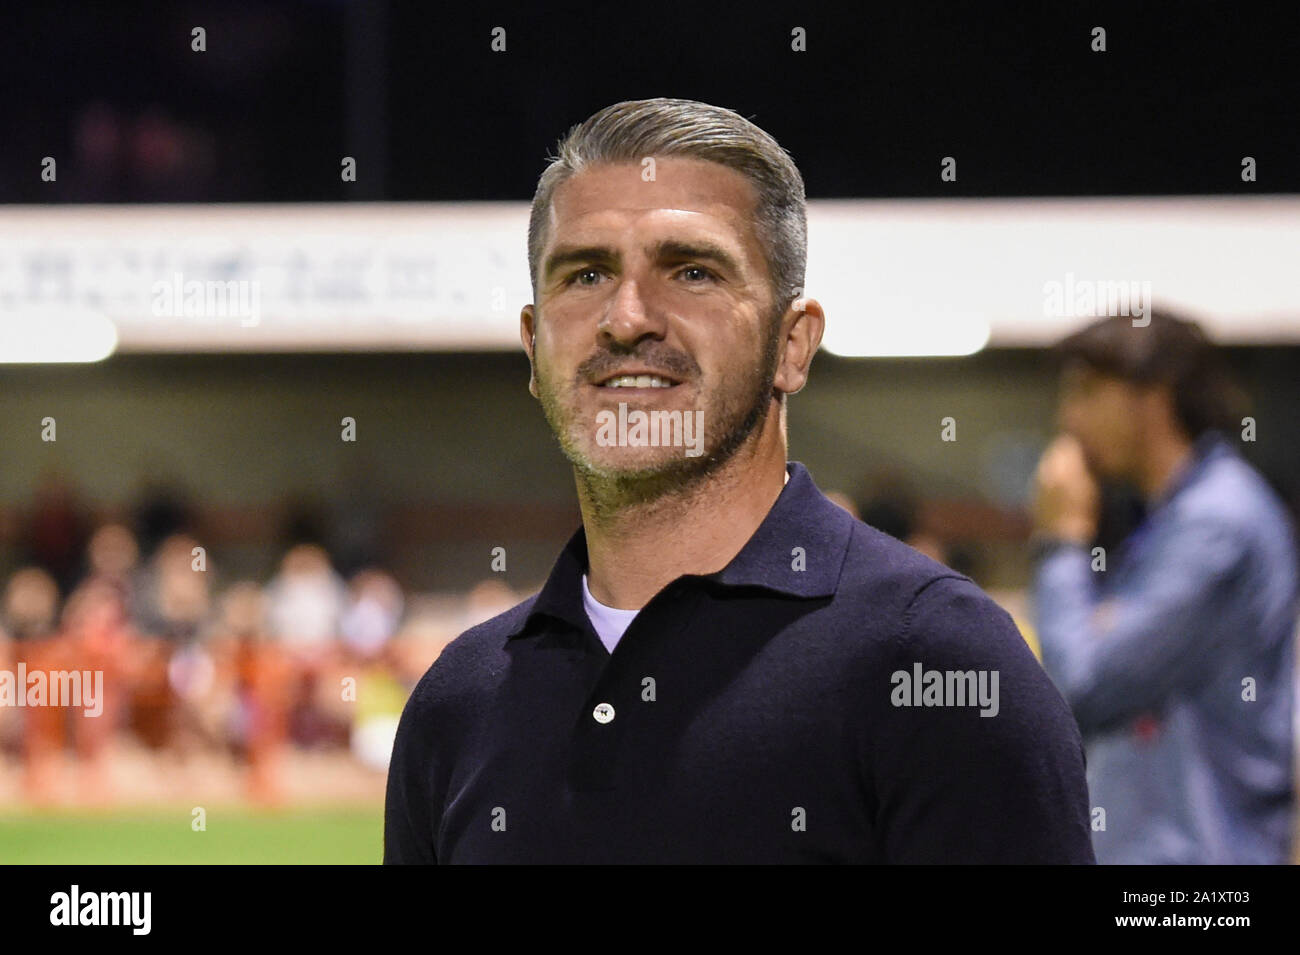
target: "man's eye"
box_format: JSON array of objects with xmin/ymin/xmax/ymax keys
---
[
  {"xmin": 567, "ymin": 268, "xmax": 604, "ymax": 287},
  {"xmin": 678, "ymin": 265, "xmax": 716, "ymax": 283}
]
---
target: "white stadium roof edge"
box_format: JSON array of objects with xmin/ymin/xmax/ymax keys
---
[{"xmin": 0, "ymin": 196, "xmax": 1297, "ymax": 360}]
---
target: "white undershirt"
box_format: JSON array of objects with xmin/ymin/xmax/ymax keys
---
[
  {"xmin": 579, "ymin": 467, "xmax": 790, "ymax": 654},
  {"xmin": 581, "ymin": 573, "xmax": 640, "ymax": 653}
]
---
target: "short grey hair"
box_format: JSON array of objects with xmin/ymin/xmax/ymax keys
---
[{"xmin": 527, "ymin": 97, "xmax": 807, "ymax": 322}]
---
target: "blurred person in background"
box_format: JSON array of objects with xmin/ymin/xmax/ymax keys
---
[
  {"xmin": 129, "ymin": 533, "xmax": 213, "ymax": 754},
  {"xmin": 84, "ymin": 522, "xmax": 142, "ymax": 613},
  {"xmin": 1030, "ymin": 309, "xmax": 1299, "ymax": 864},
  {"xmin": 0, "ymin": 568, "xmax": 62, "ymax": 800},
  {"xmin": 339, "ymin": 569, "xmax": 408, "ymax": 771},
  {"xmin": 264, "ymin": 544, "xmax": 348, "ymax": 747},
  {"xmin": 209, "ymin": 581, "xmax": 294, "ymax": 805},
  {"xmin": 56, "ymin": 576, "xmax": 139, "ymax": 803},
  {"xmin": 132, "ymin": 532, "xmax": 212, "ymax": 644},
  {"xmin": 339, "ymin": 568, "xmax": 404, "ymax": 662},
  {"xmin": 0, "ymin": 568, "xmax": 61, "ymax": 646}
]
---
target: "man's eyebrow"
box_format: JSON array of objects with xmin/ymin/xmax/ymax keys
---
[
  {"xmin": 647, "ymin": 239, "xmax": 742, "ymax": 276},
  {"xmin": 541, "ymin": 239, "xmax": 745, "ymax": 285},
  {"xmin": 542, "ymin": 245, "xmax": 619, "ymax": 284}
]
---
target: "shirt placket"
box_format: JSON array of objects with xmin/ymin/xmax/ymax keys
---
[{"xmin": 566, "ymin": 580, "xmax": 704, "ymax": 792}]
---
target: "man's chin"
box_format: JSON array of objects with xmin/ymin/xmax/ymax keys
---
[{"xmin": 572, "ymin": 446, "xmax": 705, "ymax": 481}]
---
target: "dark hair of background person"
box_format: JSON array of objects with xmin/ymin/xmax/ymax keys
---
[{"xmin": 1051, "ymin": 307, "xmax": 1250, "ymax": 441}]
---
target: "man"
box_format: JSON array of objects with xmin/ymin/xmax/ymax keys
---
[
  {"xmin": 1030, "ymin": 310, "xmax": 1298, "ymax": 864},
  {"xmin": 385, "ymin": 97, "xmax": 1094, "ymax": 863}
]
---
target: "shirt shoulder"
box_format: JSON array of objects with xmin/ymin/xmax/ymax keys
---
[
  {"xmin": 1161, "ymin": 452, "xmax": 1299, "ymax": 579},
  {"xmin": 838, "ymin": 518, "xmax": 986, "ymax": 621},
  {"xmin": 844, "ymin": 529, "xmax": 1093, "ymax": 861},
  {"xmin": 841, "ymin": 521, "xmax": 1056, "ymax": 690},
  {"xmin": 1174, "ymin": 452, "xmax": 1293, "ymax": 537},
  {"xmin": 403, "ymin": 593, "xmax": 539, "ymax": 718}
]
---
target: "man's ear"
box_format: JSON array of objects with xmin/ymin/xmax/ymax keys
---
[
  {"xmin": 772, "ymin": 296, "xmax": 825, "ymax": 398},
  {"xmin": 521, "ymin": 304, "xmax": 539, "ymax": 398}
]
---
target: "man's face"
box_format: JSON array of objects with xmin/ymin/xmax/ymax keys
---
[
  {"xmin": 1056, "ymin": 362, "xmax": 1144, "ymax": 479},
  {"xmin": 522, "ymin": 156, "xmax": 782, "ymax": 484}
]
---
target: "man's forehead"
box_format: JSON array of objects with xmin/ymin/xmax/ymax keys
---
[{"xmin": 548, "ymin": 157, "xmax": 759, "ymax": 234}]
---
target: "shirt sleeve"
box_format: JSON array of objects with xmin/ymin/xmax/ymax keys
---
[
  {"xmin": 1030, "ymin": 519, "xmax": 1248, "ymax": 736},
  {"xmin": 868, "ymin": 575, "xmax": 1096, "ymax": 863},
  {"xmin": 383, "ymin": 675, "xmax": 440, "ymax": 864}
]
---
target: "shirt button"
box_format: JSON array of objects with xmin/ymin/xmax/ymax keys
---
[{"xmin": 592, "ymin": 702, "xmax": 615, "ymax": 724}]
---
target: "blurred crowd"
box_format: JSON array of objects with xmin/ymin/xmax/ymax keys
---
[{"xmin": 0, "ymin": 486, "xmax": 519, "ymax": 807}]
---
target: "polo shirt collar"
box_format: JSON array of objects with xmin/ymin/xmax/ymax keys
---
[{"xmin": 509, "ymin": 460, "xmax": 854, "ymax": 639}]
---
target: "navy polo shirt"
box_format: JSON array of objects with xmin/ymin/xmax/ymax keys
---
[{"xmin": 384, "ymin": 461, "xmax": 1096, "ymax": 863}]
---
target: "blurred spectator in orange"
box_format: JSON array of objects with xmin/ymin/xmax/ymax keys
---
[
  {"xmin": 210, "ymin": 581, "xmax": 294, "ymax": 805},
  {"xmin": 1, "ymin": 568, "xmax": 62, "ymax": 801},
  {"xmin": 58, "ymin": 576, "xmax": 139, "ymax": 804}
]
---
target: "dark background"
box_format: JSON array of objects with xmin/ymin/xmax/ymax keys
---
[{"xmin": 4, "ymin": 0, "xmax": 1296, "ymax": 204}]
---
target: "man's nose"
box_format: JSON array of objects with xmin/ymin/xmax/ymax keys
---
[{"xmin": 598, "ymin": 275, "xmax": 666, "ymax": 346}]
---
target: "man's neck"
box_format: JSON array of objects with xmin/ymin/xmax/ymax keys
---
[{"xmin": 579, "ymin": 426, "xmax": 789, "ymax": 610}]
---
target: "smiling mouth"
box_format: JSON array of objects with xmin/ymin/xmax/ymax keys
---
[{"xmin": 594, "ymin": 373, "xmax": 681, "ymax": 389}]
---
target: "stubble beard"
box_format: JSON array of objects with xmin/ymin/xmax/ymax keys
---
[{"xmin": 537, "ymin": 324, "xmax": 782, "ymax": 519}]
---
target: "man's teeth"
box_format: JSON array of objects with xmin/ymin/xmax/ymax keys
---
[{"xmin": 601, "ymin": 375, "xmax": 675, "ymax": 388}]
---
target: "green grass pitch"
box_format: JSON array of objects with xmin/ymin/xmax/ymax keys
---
[{"xmin": 0, "ymin": 807, "xmax": 383, "ymax": 864}]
